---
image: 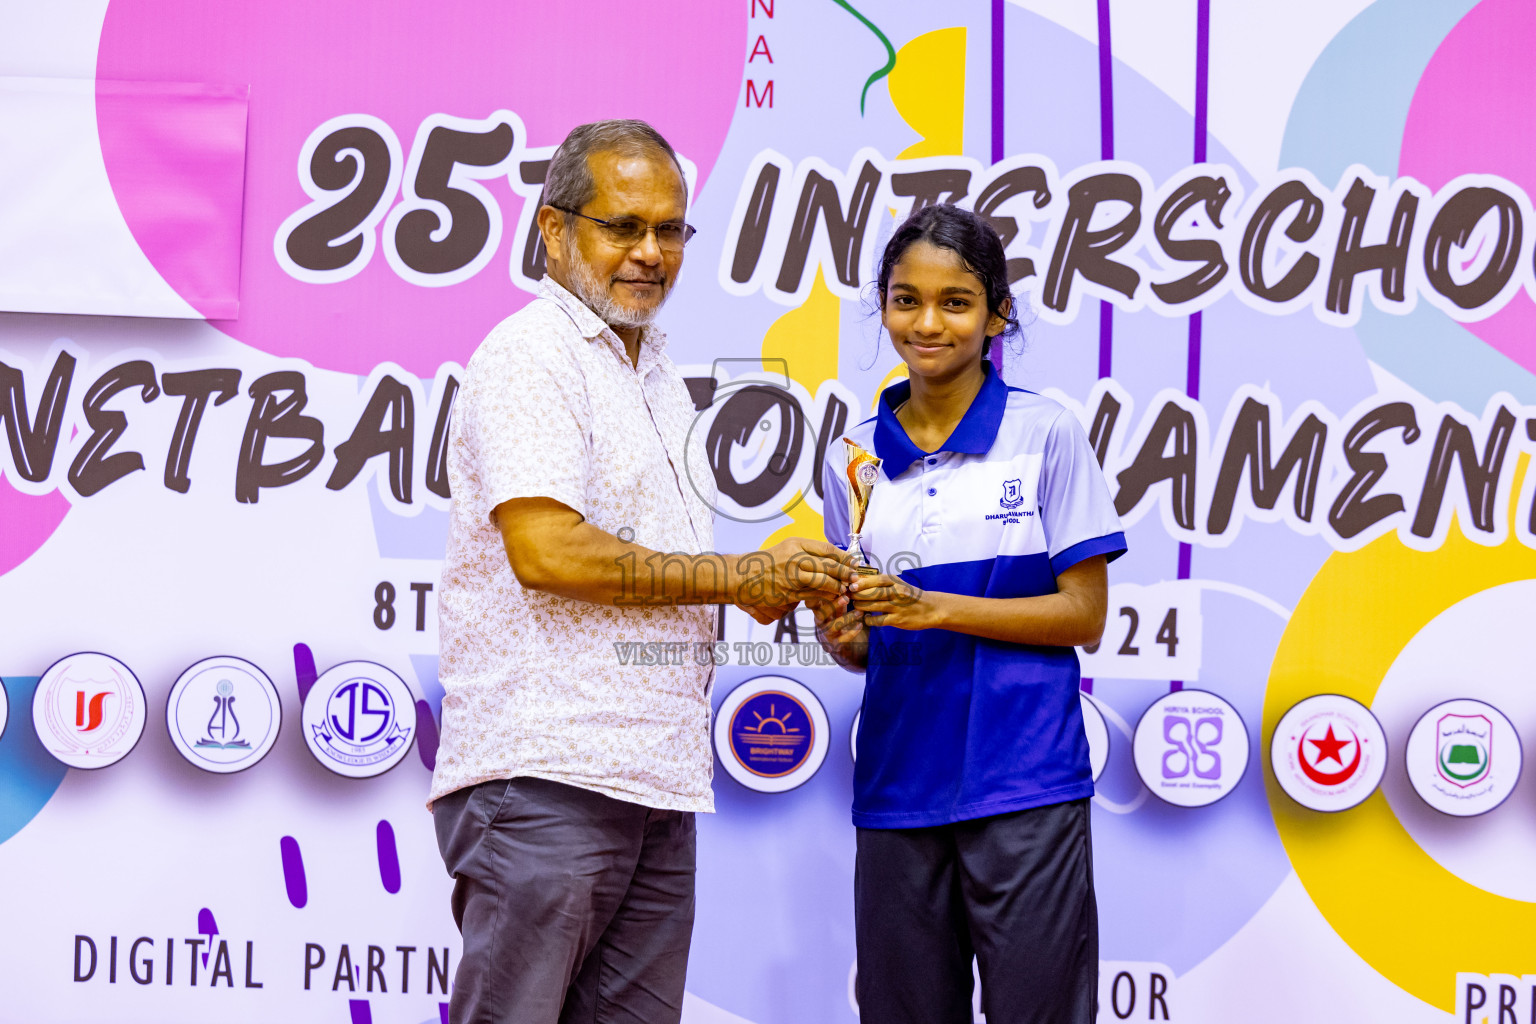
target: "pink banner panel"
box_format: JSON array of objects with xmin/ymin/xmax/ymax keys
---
[{"xmin": 95, "ymin": 80, "xmax": 248, "ymax": 320}]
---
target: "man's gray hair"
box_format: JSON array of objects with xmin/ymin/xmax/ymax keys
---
[{"xmin": 540, "ymin": 119, "xmax": 685, "ymax": 214}]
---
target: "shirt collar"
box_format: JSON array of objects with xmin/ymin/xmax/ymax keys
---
[
  {"xmin": 537, "ymin": 276, "xmax": 670, "ymax": 368},
  {"xmin": 872, "ymin": 364, "xmax": 1009, "ymax": 471}
]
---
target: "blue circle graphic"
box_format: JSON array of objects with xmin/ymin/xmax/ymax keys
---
[{"xmin": 729, "ymin": 691, "xmax": 815, "ymax": 778}]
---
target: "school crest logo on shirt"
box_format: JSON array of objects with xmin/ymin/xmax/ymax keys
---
[{"xmin": 999, "ymin": 478, "xmax": 1024, "ymax": 509}]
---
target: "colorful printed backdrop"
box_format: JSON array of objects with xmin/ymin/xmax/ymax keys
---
[{"xmin": 1, "ymin": 1, "xmax": 1533, "ymax": 1021}]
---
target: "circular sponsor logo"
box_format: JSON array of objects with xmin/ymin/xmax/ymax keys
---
[
  {"xmin": 301, "ymin": 661, "xmax": 416, "ymax": 778},
  {"xmin": 31, "ymin": 652, "xmax": 147, "ymax": 769},
  {"xmin": 1133, "ymin": 689, "xmax": 1249, "ymax": 807},
  {"xmin": 1405, "ymin": 698, "xmax": 1522, "ymax": 817},
  {"xmin": 166, "ymin": 656, "xmax": 283, "ymax": 774},
  {"xmin": 1271, "ymin": 694, "xmax": 1387, "ymax": 812},
  {"xmin": 856, "ymin": 461, "xmax": 880, "ymax": 486},
  {"xmin": 1082, "ymin": 693, "xmax": 1111, "ymax": 783},
  {"xmin": 714, "ymin": 676, "xmax": 828, "ymax": 793}
]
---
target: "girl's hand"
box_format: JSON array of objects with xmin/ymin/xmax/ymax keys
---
[
  {"xmin": 849, "ymin": 574, "xmax": 941, "ymax": 631},
  {"xmin": 807, "ymin": 591, "xmax": 865, "ymax": 644}
]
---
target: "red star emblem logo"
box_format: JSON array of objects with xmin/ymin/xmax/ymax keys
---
[{"xmin": 1308, "ymin": 724, "xmax": 1351, "ymax": 765}]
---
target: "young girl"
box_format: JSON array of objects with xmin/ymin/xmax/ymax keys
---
[{"xmin": 814, "ymin": 204, "xmax": 1126, "ymax": 1024}]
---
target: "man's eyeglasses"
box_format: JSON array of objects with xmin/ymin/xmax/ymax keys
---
[{"xmin": 550, "ymin": 206, "xmax": 697, "ymax": 253}]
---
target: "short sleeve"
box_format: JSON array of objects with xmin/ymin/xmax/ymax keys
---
[
  {"xmin": 821, "ymin": 454, "xmax": 851, "ymax": 549},
  {"xmin": 461, "ymin": 324, "xmax": 592, "ymax": 525},
  {"xmin": 1038, "ymin": 408, "xmax": 1127, "ymax": 575}
]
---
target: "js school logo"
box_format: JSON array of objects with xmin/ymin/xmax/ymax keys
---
[
  {"xmin": 301, "ymin": 661, "xmax": 416, "ymax": 779},
  {"xmin": 31, "ymin": 652, "xmax": 147, "ymax": 769},
  {"xmin": 1270, "ymin": 694, "xmax": 1387, "ymax": 813}
]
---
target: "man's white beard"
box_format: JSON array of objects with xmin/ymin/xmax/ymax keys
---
[{"xmin": 565, "ymin": 248, "xmax": 668, "ymax": 331}]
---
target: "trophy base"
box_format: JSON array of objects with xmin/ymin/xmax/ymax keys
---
[{"xmin": 855, "ymin": 565, "xmax": 879, "ymax": 577}]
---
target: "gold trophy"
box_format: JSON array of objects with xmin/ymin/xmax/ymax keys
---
[{"xmin": 843, "ymin": 438, "xmax": 882, "ymax": 577}]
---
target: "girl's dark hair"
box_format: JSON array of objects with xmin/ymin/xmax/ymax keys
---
[{"xmin": 875, "ymin": 203, "xmax": 1020, "ymax": 356}]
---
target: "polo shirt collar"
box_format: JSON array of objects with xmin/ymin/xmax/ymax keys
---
[
  {"xmin": 872, "ymin": 364, "xmax": 1009, "ymax": 472},
  {"xmin": 538, "ymin": 276, "xmax": 670, "ymax": 368}
]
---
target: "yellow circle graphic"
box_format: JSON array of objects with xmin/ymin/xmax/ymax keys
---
[{"xmin": 1265, "ymin": 467, "xmax": 1536, "ymax": 1011}]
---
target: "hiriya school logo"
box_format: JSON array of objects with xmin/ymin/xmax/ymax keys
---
[
  {"xmin": 301, "ymin": 661, "xmax": 416, "ymax": 778},
  {"xmin": 714, "ymin": 676, "xmax": 829, "ymax": 793},
  {"xmin": 166, "ymin": 656, "xmax": 283, "ymax": 774},
  {"xmin": 31, "ymin": 652, "xmax": 147, "ymax": 769},
  {"xmin": 1405, "ymin": 699, "xmax": 1523, "ymax": 817},
  {"xmin": 1133, "ymin": 689, "xmax": 1249, "ymax": 807},
  {"xmin": 1000, "ymin": 478, "xmax": 1025, "ymax": 510},
  {"xmin": 1270, "ymin": 694, "xmax": 1387, "ymax": 812}
]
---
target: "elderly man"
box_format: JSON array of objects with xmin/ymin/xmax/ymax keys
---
[{"xmin": 429, "ymin": 119, "xmax": 852, "ymax": 1024}]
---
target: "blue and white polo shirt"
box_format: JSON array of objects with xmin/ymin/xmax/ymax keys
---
[{"xmin": 823, "ymin": 365, "xmax": 1126, "ymax": 829}]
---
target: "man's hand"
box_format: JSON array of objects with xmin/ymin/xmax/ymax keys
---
[
  {"xmin": 848, "ymin": 573, "xmax": 942, "ymax": 631},
  {"xmin": 732, "ymin": 538, "xmax": 854, "ymax": 624}
]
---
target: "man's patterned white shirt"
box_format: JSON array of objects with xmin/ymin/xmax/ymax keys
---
[{"xmin": 429, "ymin": 277, "xmax": 717, "ymax": 812}]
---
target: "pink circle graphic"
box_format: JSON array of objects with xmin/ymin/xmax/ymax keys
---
[
  {"xmin": 97, "ymin": 0, "xmax": 747, "ymax": 375},
  {"xmin": 1400, "ymin": 0, "xmax": 1536, "ymax": 376},
  {"xmin": 0, "ymin": 480, "xmax": 70, "ymax": 577}
]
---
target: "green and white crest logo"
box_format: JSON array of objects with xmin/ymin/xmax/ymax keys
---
[
  {"xmin": 1405, "ymin": 699, "xmax": 1522, "ymax": 817},
  {"xmin": 1435, "ymin": 713, "xmax": 1491, "ymax": 788}
]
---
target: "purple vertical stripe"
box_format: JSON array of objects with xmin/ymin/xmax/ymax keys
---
[
  {"xmin": 991, "ymin": 0, "xmax": 1008, "ymax": 381},
  {"xmin": 1186, "ymin": 312, "xmax": 1203, "ymax": 401},
  {"xmin": 1081, "ymin": 676, "xmax": 1093, "ymax": 695},
  {"xmin": 1096, "ymin": 0, "xmax": 1115, "ymax": 161},
  {"xmin": 1096, "ymin": 0, "xmax": 1115, "ymax": 380},
  {"xmin": 1170, "ymin": 680, "xmax": 1185, "ymax": 692},
  {"xmin": 293, "ymin": 643, "xmax": 318, "ymax": 703},
  {"xmin": 1185, "ymin": 0, "xmax": 1210, "ymax": 410},
  {"xmin": 1194, "ymin": 0, "xmax": 1210, "ymax": 164},
  {"xmin": 376, "ymin": 820, "xmax": 402, "ymax": 895},
  {"xmin": 1176, "ymin": 0, "xmax": 1211, "ymax": 611},
  {"xmin": 349, "ymin": 999, "xmax": 373, "ymax": 1024},
  {"xmin": 1098, "ymin": 301, "xmax": 1113, "ymax": 379},
  {"xmin": 991, "ymin": 0, "xmax": 1005, "ymax": 164},
  {"xmin": 415, "ymin": 698, "xmax": 440, "ymax": 771},
  {"xmin": 279, "ymin": 835, "xmax": 307, "ymax": 909}
]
